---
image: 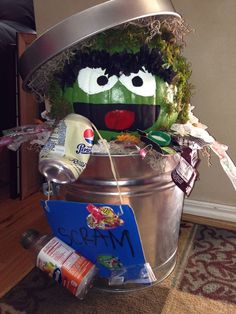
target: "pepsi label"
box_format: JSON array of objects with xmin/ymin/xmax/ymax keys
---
[
  {"xmin": 76, "ymin": 144, "xmax": 92, "ymax": 154},
  {"xmin": 75, "ymin": 128, "xmax": 94, "ymax": 154},
  {"xmin": 84, "ymin": 129, "xmax": 94, "ymax": 145}
]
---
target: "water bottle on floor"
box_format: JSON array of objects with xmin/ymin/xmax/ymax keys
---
[{"xmin": 20, "ymin": 229, "xmax": 97, "ymax": 300}]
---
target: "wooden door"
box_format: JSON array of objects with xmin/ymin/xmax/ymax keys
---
[{"xmin": 17, "ymin": 32, "xmax": 42, "ymax": 200}]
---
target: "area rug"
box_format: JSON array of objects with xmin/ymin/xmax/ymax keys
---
[{"xmin": 1, "ymin": 223, "xmax": 235, "ymax": 314}]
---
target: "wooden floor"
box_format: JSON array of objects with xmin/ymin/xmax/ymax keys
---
[
  {"xmin": 0, "ymin": 185, "xmax": 235, "ymax": 298},
  {"xmin": 0, "ymin": 186, "xmax": 50, "ymax": 297}
]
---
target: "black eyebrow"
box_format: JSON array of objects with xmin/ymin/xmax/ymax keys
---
[{"xmin": 55, "ymin": 45, "xmax": 176, "ymax": 88}]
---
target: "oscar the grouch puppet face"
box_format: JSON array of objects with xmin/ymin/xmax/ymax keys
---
[{"xmin": 48, "ymin": 21, "xmax": 192, "ymax": 141}]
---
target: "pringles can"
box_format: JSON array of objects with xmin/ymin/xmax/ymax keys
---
[{"xmin": 39, "ymin": 114, "xmax": 94, "ymax": 184}]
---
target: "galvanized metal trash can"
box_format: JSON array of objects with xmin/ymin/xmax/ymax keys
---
[{"xmin": 59, "ymin": 153, "xmax": 184, "ymax": 291}]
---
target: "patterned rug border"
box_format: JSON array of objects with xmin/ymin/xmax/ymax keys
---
[
  {"xmin": 171, "ymin": 222, "xmax": 198, "ymax": 288},
  {"xmin": 177, "ymin": 224, "xmax": 236, "ymax": 305}
]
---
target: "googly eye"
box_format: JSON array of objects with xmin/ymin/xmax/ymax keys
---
[
  {"xmin": 78, "ymin": 67, "xmax": 118, "ymax": 94},
  {"xmin": 119, "ymin": 68, "xmax": 156, "ymax": 97}
]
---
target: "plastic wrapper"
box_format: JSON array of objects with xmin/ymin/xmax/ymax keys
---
[
  {"xmin": 0, "ymin": 124, "xmax": 52, "ymax": 151},
  {"xmin": 109, "ymin": 262, "xmax": 157, "ymax": 286},
  {"xmin": 211, "ymin": 141, "xmax": 236, "ymax": 190}
]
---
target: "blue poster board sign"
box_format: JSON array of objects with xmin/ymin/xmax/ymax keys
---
[{"xmin": 41, "ymin": 200, "xmax": 155, "ymax": 285}]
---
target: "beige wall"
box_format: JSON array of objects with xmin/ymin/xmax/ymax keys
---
[
  {"xmin": 172, "ymin": 0, "xmax": 236, "ymax": 206},
  {"xmin": 34, "ymin": 0, "xmax": 236, "ymax": 206}
]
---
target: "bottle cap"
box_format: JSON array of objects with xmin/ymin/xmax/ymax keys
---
[
  {"xmin": 20, "ymin": 229, "xmax": 40, "ymax": 249},
  {"xmin": 147, "ymin": 131, "xmax": 171, "ymax": 147}
]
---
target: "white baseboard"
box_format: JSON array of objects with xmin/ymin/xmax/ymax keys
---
[{"xmin": 183, "ymin": 199, "xmax": 236, "ymax": 223}]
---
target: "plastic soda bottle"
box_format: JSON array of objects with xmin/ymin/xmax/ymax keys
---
[{"xmin": 21, "ymin": 229, "xmax": 97, "ymax": 299}]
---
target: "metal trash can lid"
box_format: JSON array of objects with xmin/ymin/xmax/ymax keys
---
[{"xmin": 19, "ymin": 0, "xmax": 180, "ymax": 93}]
